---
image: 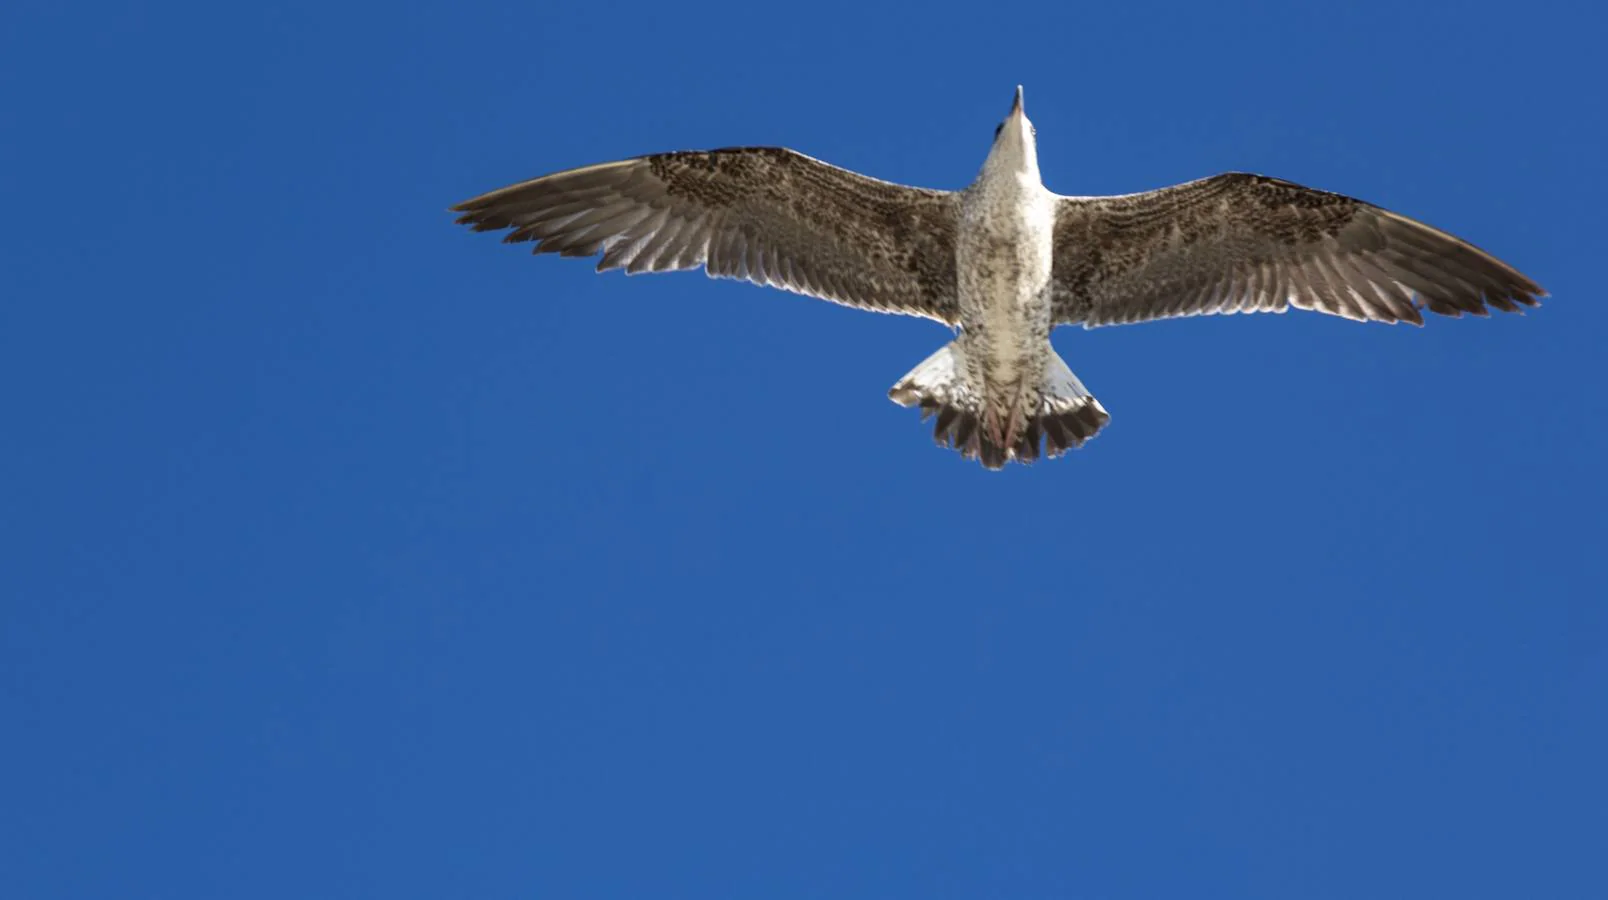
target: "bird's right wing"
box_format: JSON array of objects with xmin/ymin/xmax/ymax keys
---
[{"xmin": 453, "ymin": 147, "xmax": 961, "ymax": 323}]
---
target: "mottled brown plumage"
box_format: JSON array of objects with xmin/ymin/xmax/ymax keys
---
[
  {"xmin": 452, "ymin": 147, "xmax": 960, "ymax": 321},
  {"xmin": 1050, "ymin": 174, "xmax": 1544, "ymax": 327}
]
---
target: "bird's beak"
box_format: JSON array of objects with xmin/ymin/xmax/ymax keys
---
[{"xmin": 1010, "ymin": 85, "xmax": 1024, "ymax": 117}]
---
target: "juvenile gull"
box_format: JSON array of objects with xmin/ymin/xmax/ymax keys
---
[{"xmin": 451, "ymin": 86, "xmax": 1546, "ymax": 469}]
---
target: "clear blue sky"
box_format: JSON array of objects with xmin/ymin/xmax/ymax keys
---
[{"xmin": 4, "ymin": 1, "xmax": 1604, "ymax": 897}]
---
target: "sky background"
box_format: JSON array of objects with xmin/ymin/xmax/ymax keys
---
[{"xmin": 3, "ymin": 1, "xmax": 1605, "ymax": 897}]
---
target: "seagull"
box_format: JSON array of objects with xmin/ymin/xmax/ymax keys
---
[{"xmin": 451, "ymin": 86, "xmax": 1545, "ymax": 469}]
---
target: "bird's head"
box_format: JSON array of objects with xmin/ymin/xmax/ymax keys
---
[{"xmin": 983, "ymin": 85, "xmax": 1039, "ymax": 179}]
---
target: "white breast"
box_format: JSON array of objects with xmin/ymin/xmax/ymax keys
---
[{"xmin": 956, "ymin": 174, "xmax": 1057, "ymax": 386}]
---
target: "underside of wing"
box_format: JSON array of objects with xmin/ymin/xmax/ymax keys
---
[
  {"xmin": 453, "ymin": 147, "xmax": 961, "ymax": 323},
  {"xmin": 1050, "ymin": 173, "xmax": 1545, "ymax": 328}
]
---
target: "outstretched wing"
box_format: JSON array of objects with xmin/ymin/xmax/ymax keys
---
[
  {"xmin": 1050, "ymin": 173, "xmax": 1545, "ymax": 328},
  {"xmin": 453, "ymin": 147, "xmax": 961, "ymax": 323}
]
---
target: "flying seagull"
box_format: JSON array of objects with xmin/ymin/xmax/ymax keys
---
[{"xmin": 451, "ymin": 86, "xmax": 1545, "ymax": 469}]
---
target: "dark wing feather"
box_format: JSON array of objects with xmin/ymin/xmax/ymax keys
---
[
  {"xmin": 452, "ymin": 147, "xmax": 960, "ymax": 322},
  {"xmin": 1050, "ymin": 173, "xmax": 1545, "ymax": 328}
]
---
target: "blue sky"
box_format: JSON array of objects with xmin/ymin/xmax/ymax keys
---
[{"xmin": 3, "ymin": 1, "xmax": 1604, "ymax": 897}]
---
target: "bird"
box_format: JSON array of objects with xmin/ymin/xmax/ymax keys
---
[{"xmin": 450, "ymin": 86, "xmax": 1545, "ymax": 470}]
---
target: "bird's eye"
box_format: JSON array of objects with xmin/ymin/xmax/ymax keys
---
[{"xmin": 993, "ymin": 123, "xmax": 1004, "ymax": 139}]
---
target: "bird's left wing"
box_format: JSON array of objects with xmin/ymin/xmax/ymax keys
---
[
  {"xmin": 453, "ymin": 147, "xmax": 961, "ymax": 323},
  {"xmin": 1050, "ymin": 173, "xmax": 1544, "ymax": 328}
]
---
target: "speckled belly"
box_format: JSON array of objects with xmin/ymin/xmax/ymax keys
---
[{"xmin": 955, "ymin": 192, "xmax": 1056, "ymax": 396}]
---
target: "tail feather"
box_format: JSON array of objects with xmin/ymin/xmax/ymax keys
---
[{"xmin": 889, "ymin": 342, "xmax": 1110, "ymax": 469}]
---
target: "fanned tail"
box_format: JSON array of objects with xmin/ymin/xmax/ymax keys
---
[{"xmin": 888, "ymin": 343, "xmax": 1110, "ymax": 470}]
